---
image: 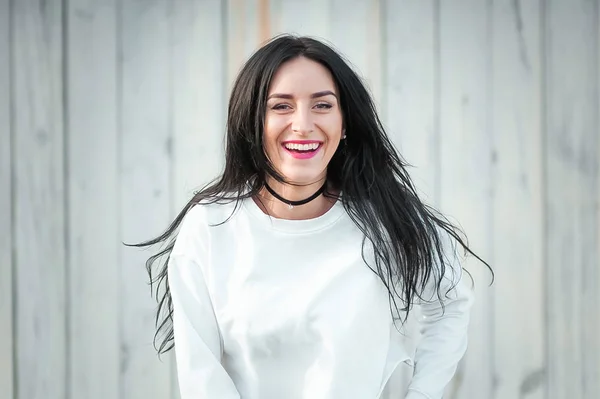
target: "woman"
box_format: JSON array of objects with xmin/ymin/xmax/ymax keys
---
[{"xmin": 134, "ymin": 35, "xmax": 491, "ymax": 398}]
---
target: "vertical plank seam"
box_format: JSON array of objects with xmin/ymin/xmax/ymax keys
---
[
  {"xmin": 433, "ymin": 0, "xmax": 441, "ymax": 208},
  {"xmin": 168, "ymin": 1, "xmax": 175, "ymax": 397},
  {"xmin": 62, "ymin": 0, "xmax": 72, "ymax": 397},
  {"xmin": 596, "ymin": 0, "xmax": 599, "ymax": 395},
  {"xmin": 595, "ymin": 0, "xmax": 600, "ymax": 395},
  {"xmin": 225, "ymin": 0, "xmax": 233, "ymax": 98},
  {"xmin": 222, "ymin": 0, "xmax": 229, "ymax": 146},
  {"xmin": 327, "ymin": 0, "xmax": 333, "ymax": 42},
  {"xmin": 581, "ymin": 2, "xmax": 599, "ymax": 394},
  {"xmin": 8, "ymin": 0, "xmax": 16, "ymax": 397},
  {"xmin": 226, "ymin": 0, "xmax": 242, "ymax": 89},
  {"xmin": 267, "ymin": 0, "xmax": 277, "ymax": 39},
  {"xmin": 116, "ymin": 0, "xmax": 124, "ymax": 397},
  {"xmin": 584, "ymin": 3, "xmax": 600, "ymax": 396},
  {"xmin": 485, "ymin": 0, "xmax": 496, "ymax": 396},
  {"xmin": 540, "ymin": 0, "xmax": 549, "ymax": 397},
  {"xmin": 584, "ymin": 0, "xmax": 600, "ymax": 395},
  {"xmin": 370, "ymin": 0, "xmax": 382, "ymax": 114},
  {"xmin": 378, "ymin": 0, "xmax": 387, "ymax": 128},
  {"xmin": 167, "ymin": 0, "xmax": 174, "ymax": 213},
  {"xmin": 536, "ymin": 2, "xmax": 549, "ymax": 397},
  {"xmin": 258, "ymin": 0, "xmax": 271, "ymax": 45}
]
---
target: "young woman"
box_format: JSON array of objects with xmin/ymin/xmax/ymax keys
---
[{"xmin": 134, "ymin": 35, "xmax": 491, "ymax": 398}]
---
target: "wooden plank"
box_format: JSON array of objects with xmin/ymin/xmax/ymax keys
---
[
  {"xmin": 438, "ymin": 2, "xmax": 493, "ymax": 398},
  {"xmin": 269, "ymin": 0, "xmax": 382, "ymax": 114},
  {"xmin": 491, "ymin": 1, "xmax": 545, "ymax": 398},
  {"xmin": 226, "ymin": 0, "xmax": 262, "ymax": 88},
  {"xmin": 270, "ymin": 0, "xmax": 332, "ymax": 42},
  {"xmin": 598, "ymin": 8, "xmax": 600, "ymax": 399},
  {"xmin": 170, "ymin": 1, "xmax": 228, "ymax": 397},
  {"xmin": 545, "ymin": 1, "xmax": 600, "ymax": 398},
  {"xmin": 330, "ymin": 0, "xmax": 382, "ymax": 108},
  {"xmin": 66, "ymin": 1, "xmax": 119, "ymax": 398},
  {"xmin": 0, "ymin": 0, "xmax": 13, "ymax": 396},
  {"xmin": 380, "ymin": 1, "xmax": 435, "ymax": 397},
  {"xmin": 12, "ymin": 0, "xmax": 66, "ymax": 398},
  {"xmin": 382, "ymin": 0, "xmax": 436, "ymax": 200},
  {"xmin": 120, "ymin": 0, "xmax": 173, "ymax": 398},
  {"xmin": 171, "ymin": 0, "xmax": 227, "ymax": 231}
]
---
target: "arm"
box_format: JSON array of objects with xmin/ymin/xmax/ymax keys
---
[
  {"xmin": 405, "ymin": 235, "xmax": 474, "ymax": 399},
  {"xmin": 168, "ymin": 253, "xmax": 241, "ymax": 399}
]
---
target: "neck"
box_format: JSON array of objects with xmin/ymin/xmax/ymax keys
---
[{"xmin": 256, "ymin": 176, "xmax": 335, "ymax": 220}]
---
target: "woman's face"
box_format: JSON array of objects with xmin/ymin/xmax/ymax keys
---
[{"xmin": 263, "ymin": 56, "xmax": 343, "ymax": 185}]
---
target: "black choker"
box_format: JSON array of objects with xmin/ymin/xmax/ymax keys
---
[{"xmin": 264, "ymin": 182, "xmax": 326, "ymax": 209}]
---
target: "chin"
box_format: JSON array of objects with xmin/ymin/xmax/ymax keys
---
[{"xmin": 279, "ymin": 168, "xmax": 325, "ymax": 185}]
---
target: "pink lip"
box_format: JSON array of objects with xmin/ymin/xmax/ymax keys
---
[
  {"xmin": 281, "ymin": 140, "xmax": 323, "ymax": 160},
  {"xmin": 282, "ymin": 140, "xmax": 322, "ymax": 144}
]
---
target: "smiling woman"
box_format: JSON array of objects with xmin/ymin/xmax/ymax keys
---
[{"xmin": 129, "ymin": 34, "xmax": 492, "ymax": 399}]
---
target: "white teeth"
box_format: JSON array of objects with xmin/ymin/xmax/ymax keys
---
[{"xmin": 284, "ymin": 143, "xmax": 320, "ymax": 151}]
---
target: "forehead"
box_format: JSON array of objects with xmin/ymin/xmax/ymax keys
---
[{"xmin": 268, "ymin": 57, "xmax": 337, "ymax": 95}]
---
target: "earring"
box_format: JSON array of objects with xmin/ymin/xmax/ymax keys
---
[{"xmin": 342, "ymin": 129, "xmax": 346, "ymax": 139}]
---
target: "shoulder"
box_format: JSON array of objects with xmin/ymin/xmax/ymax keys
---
[
  {"xmin": 172, "ymin": 199, "xmax": 241, "ymax": 259},
  {"xmin": 184, "ymin": 199, "xmax": 240, "ymax": 226}
]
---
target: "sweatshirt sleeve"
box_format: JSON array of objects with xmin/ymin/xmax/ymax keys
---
[
  {"xmin": 168, "ymin": 253, "xmax": 241, "ymax": 399},
  {"xmin": 405, "ymin": 232, "xmax": 475, "ymax": 399}
]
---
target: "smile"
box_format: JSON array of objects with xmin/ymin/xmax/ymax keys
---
[{"xmin": 282, "ymin": 141, "xmax": 322, "ymax": 159}]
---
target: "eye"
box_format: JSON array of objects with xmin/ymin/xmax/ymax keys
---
[
  {"xmin": 271, "ymin": 103, "xmax": 292, "ymax": 110},
  {"xmin": 314, "ymin": 102, "xmax": 333, "ymax": 110}
]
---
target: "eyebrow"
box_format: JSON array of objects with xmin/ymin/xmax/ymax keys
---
[{"xmin": 267, "ymin": 90, "xmax": 338, "ymax": 100}]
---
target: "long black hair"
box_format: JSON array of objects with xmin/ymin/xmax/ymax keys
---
[{"xmin": 128, "ymin": 34, "xmax": 492, "ymax": 356}]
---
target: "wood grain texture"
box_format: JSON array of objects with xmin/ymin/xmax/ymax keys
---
[
  {"xmin": 3, "ymin": 3, "xmax": 600, "ymax": 398},
  {"xmin": 545, "ymin": 1, "xmax": 600, "ymax": 398},
  {"xmin": 172, "ymin": 0, "xmax": 226, "ymax": 211},
  {"xmin": 380, "ymin": 1, "xmax": 435, "ymax": 396},
  {"xmin": 226, "ymin": 0, "xmax": 262, "ymax": 88},
  {"xmin": 438, "ymin": 2, "xmax": 493, "ymax": 398},
  {"xmin": 170, "ymin": 1, "xmax": 227, "ymax": 397},
  {"xmin": 66, "ymin": 1, "xmax": 120, "ymax": 398},
  {"xmin": 382, "ymin": 0, "xmax": 437, "ymax": 201},
  {"xmin": 0, "ymin": 0, "xmax": 13, "ymax": 397},
  {"xmin": 12, "ymin": 0, "xmax": 66, "ymax": 398},
  {"xmin": 491, "ymin": 1, "xmax": 545, "ymax": 398},
  {"xmin": 330, "ymin": 0, "xmax": 382, "ymax": 108},
  {"xmin": 270, "ymin": 0, "xmax": 332, "ymax": 41},
  {"xmin": 120, "ymin": 0, "xmax": 173, "ymax": 398},
  {"xmin": 598, "ymin": 7, "xmax": 600, "ymax": 399}
]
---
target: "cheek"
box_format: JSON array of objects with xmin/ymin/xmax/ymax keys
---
[
  {"xmin": 323, "ymin": 112, "xmax": 342, "ymax": 136},
  {"xmin": 323, "ymin": 121, "xmax": 343, "ymax": 150},
  {"xmin": 325, "ymin": 139, "xmax": 341, "ymax": 159},
  {"xmin": 263, "ymin": 121, "xmax": 283, "ymax": 158}
]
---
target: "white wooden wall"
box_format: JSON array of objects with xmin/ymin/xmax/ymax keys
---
[{"xmin": 1, "ymin": 1, "xmax": 598, "ymax": 398}]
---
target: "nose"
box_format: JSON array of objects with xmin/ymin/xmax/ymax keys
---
[{"xmin": 291, "ymin": 108, "xmax": 314, "ymax": 134}]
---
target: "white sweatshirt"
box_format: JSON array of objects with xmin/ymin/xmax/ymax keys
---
[{"xmin": 168, "ymin": 196, "xmax": 473, "ymax": 399}]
